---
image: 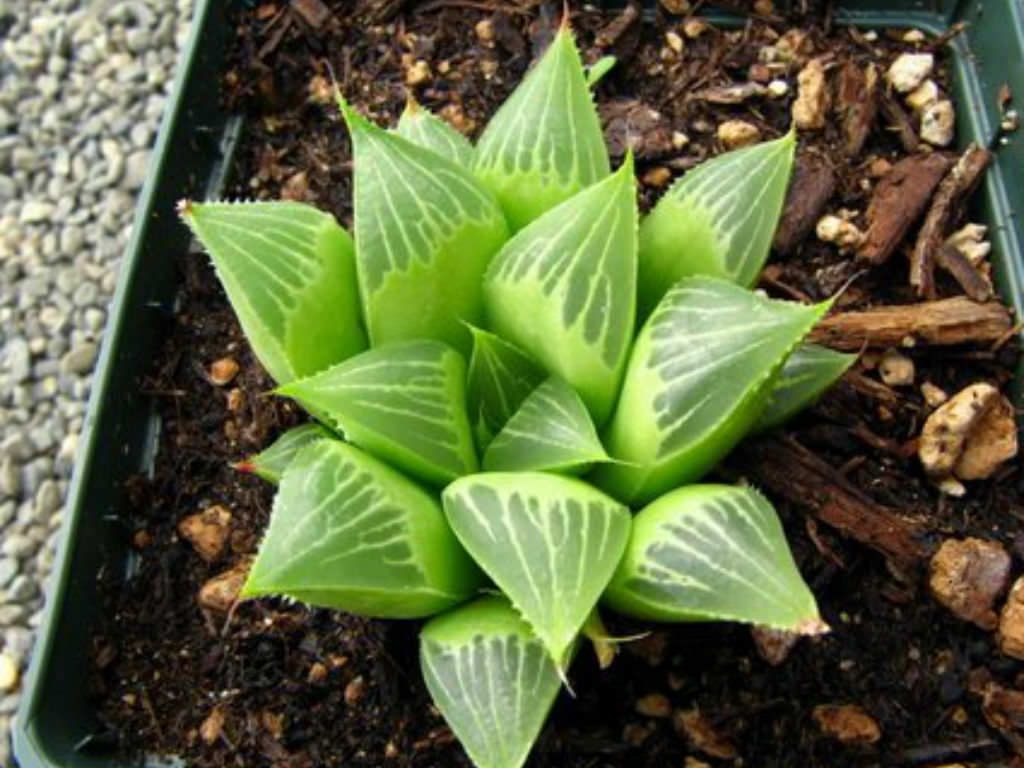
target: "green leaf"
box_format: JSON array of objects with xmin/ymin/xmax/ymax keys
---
[
  {"xmin": 603, "ymin": 484, "xmax": 824, "ymax": 633},
  {"xmin": 474, "ymin": 24, "xmax": 610, "ymax": 231},
  {"xmin": 179, "ymin": 200, "xmax": 367, "ymax": 384},
  {"xmin": 443, "ymin": 472, "xmax": 631, "ymax": 666},
  {"xmin": 637, "ymin": 131, "xmax": 796, "ymax": 316},
  {"xmin": 483, "ymin": 157, "xmax": 637, "ymax": 426},
  {"xmin": 420, "ymin": 596, "xmax": 564, "ymax": 768},
  {"xmin": 242, "ymin": 440, "xmax": 482, "ymax": 618},
  {"xmin": 396, "ymin": 99, "xmax": 474, "ymax": 167},
  {"xmin": 483, "ymin": 377, "xmax": 610, "ymax": 475},
  {"xmin": 756, "ymin": 344, "xmax": 856, "ymax": 432},
  {"xmin": 236, "ymin": 423, "xmax": 333, "ymax": 484},
  {"xmin": 585, "ymin": 55, "xmax": 617, "ymax": 88},
  {"xmin": 276, "ymin": 340, "xmax": 478, "ymax": 486},
  {"xmin": 340, "ymin": 100, "xmax": 509, "ymax": 355},
  {"xmin": 593, "ymin": 277, "xmax": 829, "ymax": 506},
  {"xmin": 466, "ymin": 325, "xmax": 546, "ymax": 449}
]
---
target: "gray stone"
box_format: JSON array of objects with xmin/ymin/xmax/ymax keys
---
[
  {"xmin": 5, "ymin": 576, "xmax": 36, "ymax": 604},
  {"xmin": 1, "ymin": 534, "xmax": 36, "ymax": 560},
  {"xmin": 4, "ymin": 339, "xmax": 30, "ymax": 384},
  {"xmin": 123, "ymin": 149, "xmax": 149, "ymax": 190},
  {"xmin": 59, "ymin": 341, "xmax": 97, "ymax": 376},
  {"xmin": 0, "ymin": 604, "xmax": 26, "ymax": 627},
  {"xmin": 34, "ymin": 480, "xmax": 61, "ymax": 517},
  {"xmin": 19, "ymin": 200, "xmax": 54, "ymax": 224},
  {"xmin": 0, "ymin": 560, "xmax": 16, "ymax": 591},
  {"xmin": 0, "ymin": 458, "xmax": 20, "ymax": 500},
  {"xmin": 3, "ymin": 627, "xmax": 34, "ymax": 665}
]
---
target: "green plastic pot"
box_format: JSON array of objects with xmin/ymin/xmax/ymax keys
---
[{"xmin": 12, "ymin": 1, "xmax": 1024, "ymax": 765}]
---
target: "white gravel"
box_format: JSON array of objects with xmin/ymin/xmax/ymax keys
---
[{"xmin": 0, "ymin": 0, "xmax": 194, "ymax": 762}]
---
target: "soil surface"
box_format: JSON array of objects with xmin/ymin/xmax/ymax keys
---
[{"xmin": 94, "ymin": 2, "xmax": 1024, "ymax": 767}]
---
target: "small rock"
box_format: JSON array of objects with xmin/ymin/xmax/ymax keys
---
[
  {"xmin": 308, "ymin": 661, "xmax": 329, "ymax": 684},
  {"xmin": 641, "ymin": 167, "xmax": 672, "ymax": 188},
  {"xmin": 0, "ymin": 559, "xmax": 16, "ymax": 590},
  {"xmin": 4, "ymin": 339, "xmax": 31, "ymax": 384},
  {"xmin": 34, "ymin": 479, "xmax": 62, "ymax": 517},
  {"xmin": 474, "ymin": 18, "xmax": 494, "ymax": 45},
  {"xmin": 792, "ymin": 58, "xmax": 830, "ymax": 131},
  {"xmin": 665, "ymin": 31, "xmax": 684, "ymax": 54},
  {"xmin": 178, "ymin": 504, "xmax": 232, "ymax": 562},
  {"xmin": 405, "ymin": 60, "xmax": 432, "ymax": 87},
  {"xmin": 999, "ymin": 577, "xmax": 1024, "ymax": 660},
  {"xmin": 123, "ymin": 150, "xmax": 150, "ymax": 191},
  {"xmin": 660, "ymin": 0, "xmax": 691, "ymax": 14},
  {"xmin": 816, "ymin": 214, "xmax": 865, "ymax": 253},
  {"xmin": 903, "ymin": 29, "xmax": 927, "ymax": 44},
  {"xmin": 955, "ymin": 394, "xmax": 1018, "ymax": 480},
  {"xmin": 929, "ymin": 537, "xmax": 1011, "ymax": 630},
  {"xmin": 918, "ymin": 383, "xmax": 999, "ymax": 479},
  {"xmin": 946, "ymin": 223, "xmax": 991, "ymax": 266},
  {"xmin": 886, "ymin": 53, "xmax": 934, "ymax": 93},
  {"xmin": 921, "ymin": 100, "xmax": 956, "ymax": 147},
  {"xmin": 684, "ymin": 759, "xmax": 711, "ymax": 768},
  {"xmin": 682, "ymin": 18, "xmax": 707, "ymax": 38},
  {"xmin": 867, "ymin": 157, "xmax": 892, "ymax": 178},
  {"xmin": 60, "ymin": 342, "xmax": 98, "ymax": 376},
  {"xmin": 878, "ymin": 349, "xmax": 915, "ymax": 387},
  {"xmin": 0, "ymin": 459, "xmax": 21, "ymax": 499},
  {"xmin": 635, "ymin": 693, "xmax": 672, "ymax": 718},
  {"xmin": 980, "ymin": 681, "xmax": 1024, "ymax": 745},
  {"xmin": 671, "ymin": 131, "xmax": 690, "ymax": 149},
  {"xmin": 200, "ymin": 705, "xmax": 226, "ymax": 745},
  {"xmin": 812, "ymin": 704, "xmax": 881, "ymax": 745},
  {"xmin": 921, "ymin": 382, "xmax": 949, "ymax": 408},
  {"xmin": 717, "ymin": 120, "xmax": 761, "ymax": 150},
  {"xmin": 208, "ymin": 357, "xmax": 239, "ymax": 386},
  {"xmin": 198, "ymin": 560, "xmax": 249, "ymax": 612},
  {"xmin": 751, "ymin": 625, "xmax": 799, "ymax": 666},
  {"xmin": 0, "ymin": 655, "xmax": 18, "ymax": 693},
  {"xmin": 345, "ymin": 675, "xmax": 366, "ymax": 706},
  {"xmin": 767, "ymin": 79, "xmax": 790, "ymax": 98},
  {"xmin": 906, "ymin": 79, "xmax": 940, "ymax": 112},
  {"xmin": 19, "ymin": 201, "xmax": 55, "ymax": 224},
  {"xmin": 673, "ymin": 709, "xmax": 737, "ymax": 759}
]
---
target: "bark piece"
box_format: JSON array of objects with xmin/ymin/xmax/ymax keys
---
[
  {"xmin": 836, "ymin": 61, "xmax": 879, "ymax": 157},
  {"xmin": 999, "ymin": 577, "xmax": 1024, "ymax": 660},
  {"xmin": 880, "ymin": 93, "xmax": 921, "ymax": 153},
  {"xmin": 741, "ymin": 437, "xmax": 932, "ymax": 576},
  {"xmin": 858, "ymin": 153, "xmax": 954, "ymax": 264},
  {"xmin": 808, "ymin": 297, "xmax": 1013, "ymax": 351},
  {"xmin": 929, "ymin": 537, "xmax": 1011, "ymax": 629},
  {"xmin": 919, "ymin": 383, "xmax": 999, "ymax": 478},
  {"xmin": 773, "ymin": 153, "xmax": 837, "ymax": 255},
  {"xmin": 291, "ymin": 0, "xmax": 330, "ymax": 28},
  {"xmin": 910, "ymin": 145, "xmax": 992, "ymax": 297},
  {"xmin": 812, "ymin": 704, "xmax": 882, "ymax": 745},
  {"xmin": 936, "ymin": 243, "xmax": 994, "ymax": 302},
  {"xmin": 673, "ymin": 709, "xmax": 737, "ymax": 759}
]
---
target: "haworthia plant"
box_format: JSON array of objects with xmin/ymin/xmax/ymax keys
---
[
  {"xmin": 483, "ymin": 377, "xmax": 610, "ymax": 474},
  {"xmin": 276, "ymin": 341, "xmax": 478, "ymax": 487},
  {"xmin": 241, "ymin": 440, "xmax": 482, "ymax": 618},
  {"xmin": 474, "ymin": 23, "xmax": 610, "ymax": 231},
  {"xmin": 604, "ymin": 485, "xmax": 826, "ymax": 634},
  {"xmin": 420, "ymin": 596, "xmax": 565, "ymax": 768},
  {"xmin": 637, "ymin": 131, "xmax": 796, "ymax": 317},
  {"xmin": 756, "ymin": 344, "xmax": 857, "ymax": 432},
  {"xmin": 187, "ymin": 24, "xmax": 852, "ymax": 768},
  {"xmin": 466, "ymin": 325, "xmax": 546, "ymax": 449},
  {"xmin": 483, "ymin": 157, "xmax": 637, "ymax": 425},
  {"xmin": 235, "ymin": 423, "xmax": 333, "ymax": 484},
  {"xmin": 340, "ymin": 99, "xmax": 508, "ymax": 355},
  {"xmin": 443, "ymin": 472, "xmax": 631, "ymax": 667},
  {"xmin": 179, "ymin": 200, "xmax": 367, "ymax": 384},
  {"xmin": 396, "ymin": 99, "xmax": 475, "ymax": 168},
  {"xmin": 594, "ymin": 277, "xmax": 830, "ymax": 506}
]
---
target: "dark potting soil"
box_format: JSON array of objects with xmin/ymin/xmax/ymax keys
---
[{"xmin": 93, "ymin": 2, "xmax": 1024, "ymax": 766}]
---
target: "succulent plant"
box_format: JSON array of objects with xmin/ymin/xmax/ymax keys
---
[{"xmin": 181, "ymin": 22, "xmax": 846, "ymax": 768}]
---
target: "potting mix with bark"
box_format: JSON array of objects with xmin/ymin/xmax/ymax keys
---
[{"xmin": 91, "ymin": 1, "xmax": 1024, "ymax": 766}]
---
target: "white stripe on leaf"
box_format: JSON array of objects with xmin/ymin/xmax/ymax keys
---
[
  {"xmin": 180, "ymin": 200, "xmax": 367, "ymax": 384},
  {"xmin": 483, "ymin": 158, "xmax": 637, "ymax": 426},
  {"xmin": 604, "ymin": 484, "xmax": 825, "ymax": 634},
  {"xmin": 443, "ymin": 472, "xmax": 631, "ymax": 667},
  {"xmin": 420, "ymin": 596, "xmax": 564, "ymax": 768},
  {"xmin": 593, "ymin": 277, "xmax": 829, "ymax": 506},
  {"xmin": 474, "ymin": 24, "xmax": 610, "ymax": 231},
  {"xmin": 756, "ymin": 343, "xmax": 856, "ymax": 432},
  {"xmin": 276, "ymin": 341, "xmax": 478, "ymax": 486},
  {"xmin": 483, "ymin": 377, "xmax": 610, "ymax": 475},
  {"xmin": 637, "ymin": 131, "xmax": 795, "ymax": 317},
  {"xmin": 242, "ymin": 441, "xmax": 481, "ymax": 618}
]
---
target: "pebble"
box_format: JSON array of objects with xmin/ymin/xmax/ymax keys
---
[
  {"xmin": 921, "ymin": 99, "xmax": 956, "ymax": 146},
  {"xmin": 0, "ymin": 0, "xmax": 195, "ymax": 750},
  {"xmin": 999, "ymin": 577, "xmax": 1024, "ymax": 659},
  {"xmin": 0, "ymin": 655, "xmax": 18, "ymax": 694},
  {"xmin": 717, "ymin": 119, "xmax": 761, "ymax": 150},
  {"xmin": 886, "ymin": 52, "xmax": 934, "ymax": 93},
  {"xmin": 812, "ymin": 704, "xmax": 882, "ymax": 745},
  {"xmin": 929, "ymin": 537, "xmax": 1011, "ymax": 630}
]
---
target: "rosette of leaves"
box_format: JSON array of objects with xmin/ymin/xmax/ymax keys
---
[{"xmin": 181, "ymin": 22, "xmax": 851, "ymax": 768}]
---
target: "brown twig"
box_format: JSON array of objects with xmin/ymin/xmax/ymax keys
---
[
  {"xmin": 934, "ymin": 243, "xmax": 993, "ymax": 302},
  {"xmin": 809, "ymin": 296, "xmax": 1013, "ymax": 350},
  {"xmin": 910, "ymin": 145, "xmax": 992, "ymax": 297},
  {"xmin": 879, "ymin": 92, "xmax": 921, "ymax": 153}
]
